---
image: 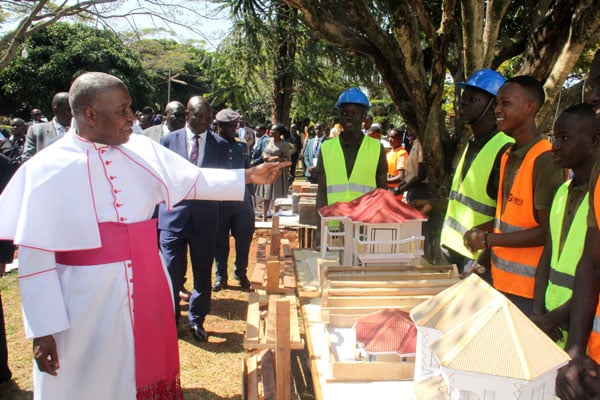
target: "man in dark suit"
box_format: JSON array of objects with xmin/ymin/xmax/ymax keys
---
[
  {"xmin": 158, "ymin": 96, "xmax": 228, "ymax": 342},
  {"xmin": 22, "ymin": 92, "xmax": 71, "ymax": 161},
  {"xmin": 213, "ymin": 109, "xmax": 255, "ymax": 292}
]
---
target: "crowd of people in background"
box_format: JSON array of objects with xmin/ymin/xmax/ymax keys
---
[{"xmin": 0, "ymin": 49, "xmax": 599, "ymax": 399}]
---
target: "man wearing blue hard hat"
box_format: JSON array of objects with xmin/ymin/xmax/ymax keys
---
[
  {"xmin": 313, "ymin": 87, "xmax": 388, "ymax": 249},
  {"xmin": 440, "ymin": 69, "xmax": 514, "ymax": 274}
]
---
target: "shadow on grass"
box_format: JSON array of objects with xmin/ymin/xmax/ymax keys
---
[
  {"xmin": 179, "ymin": 330, "xmax": 245, "ymax": 354},
  {"xmin": 209, "ymin": 297, "xmax": 247, "ymax": 321},
  {"xmin": 182, "ymin": 387, "xmax": 241, "ymax": 400},
  {"xmin": 178, "ymin": 295, "xmax": 247, "ymax": 321},
  {"xmin": 0, "ymin": 379, "xmax": 33, "ymax": 400}
]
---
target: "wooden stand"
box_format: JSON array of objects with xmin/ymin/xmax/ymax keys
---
[
  {"xmin": 250, "ymin": 217, "xmax": 297, "ymax": 294},
  {"xmin": 243, "ymin": 296, "xmax": 301, "ymax": 400},
  {"xmin": 244, "ymin": 292, "xmax": 304, "ymax": 350}
]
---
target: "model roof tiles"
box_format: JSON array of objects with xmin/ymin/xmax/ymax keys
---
[
  {"xmin": 319, "ymin": 188, "xmax": 427, "ymax": 223},
  {"xmin": 355, "ymin": 308, "xmax": 417, "ymax": 355},
  {"xmin": 411, "ymin": 274, "xmax": 570, "ymax": 380}
]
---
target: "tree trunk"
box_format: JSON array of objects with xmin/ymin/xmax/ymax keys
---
[
  {"xmin": 283, "ymin": 0, "xmax": 599, "ymax": 263},
  {"xmin": 270, "ymin": 2, "xmax": 296, "ymax": 125}
]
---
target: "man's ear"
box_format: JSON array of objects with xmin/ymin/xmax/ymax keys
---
[
  {"xmin": 592, "ymin": 130, "xmax": 600, "ymax": 146},
  {"xmin": 82, "ymin": 106, "xmax": 96, "ymax": 125},
  {"xmin": 524, "ymin": 99, "xmax": 539, "ymax": 116}
]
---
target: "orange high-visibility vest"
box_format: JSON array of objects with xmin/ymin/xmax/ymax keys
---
[
  {"xmin": 491, "ymin": 139, "xmax": 552, "ymax": 298},
  {"xmin": 588, "ymin": 173, "xmax": 600, "ymax": 363},
  {"xmin": 387, "ymin": 147, "xmax": 408, "ymax": 200}
]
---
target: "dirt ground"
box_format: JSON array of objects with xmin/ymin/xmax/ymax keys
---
[{"xmin": 0, "ymin": 227, "xmax": 314, "ymax": 399}]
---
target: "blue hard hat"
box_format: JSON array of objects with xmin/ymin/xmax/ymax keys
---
[
  {"xmin": 335, "ymin": 87, "xmax": 371, "ymax": 110},
  {"xmin": 455, "ymin": 69, "xmax": 505, "ymax": 97}
]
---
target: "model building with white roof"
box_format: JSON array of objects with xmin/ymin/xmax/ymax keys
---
[{"xmin": 410, "ymin": 274, "xmax": 570, "ymax": 400}]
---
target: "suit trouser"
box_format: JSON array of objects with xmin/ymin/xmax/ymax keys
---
[
  {"xmin": 0, "ymin": 293, "xmax": 10, "ymax": 381},
  {"xmin": 214, "ymin": 203, "xmax": 255, "ymax": 282},
  {"xmin": 160, "ymin": 228, "xmax": 216, "ymax": 327}
]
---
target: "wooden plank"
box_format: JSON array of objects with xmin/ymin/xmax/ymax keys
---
[
  {"xmin": 329, "ymin": 359, "xmax": 415, "ymax": 382},
  {"xmin": 263, "ymin": 295, "xmax": 304, "ymax": 350},
  {"xmin": 270, "ymin": 232, "xmax": 281, "ymax": 258},
  {"xmin": 323, "ymin": 286, "xmax": 448, "ymax": 297},
  {"xmin": 328, "ymin": 279, "xmax": 458, "ymax": 289},
  {"xmin": 275, "ymin": 298, "xmax": 291, "ymax": 400},
  {"xmin": 244, "ymin": 355, "xmax": 259, "ymax": 400},
  {"xmin": 272, "ymin": 215, "xmax": 280, "ymax": 232},
  {"xmin": 326, "ymin": 272, "xmax": 454, "ymax": 281},
  {"xmin": 264, "ymin": 295, "xmax": 278, "ymax": 346},
  {"xmin": 300, "ymin": 304, "xmax": 324, "ymax": 400},
  {"xmin": 282, "ymin": 273, "xmax": 296, "ymax": 290},
  {"xmin": 250, "ymin": 262, "xmax": 266, "ymax": 286},
  {"xmin": 317, "ymin": 258, "xmax": 341, "ymax": 289},
  {"xmin": 281, "ymin": 238, "xmax": 293, "ymax": 258},
  {"xmin": 323, "ymin": 264, "xmax": 457, "ymax": 276},
  {"xmin": 292, "ymin": 249, "xmax": 322, "ymax": 299},
  {"xmin": 325, "ymin": 295, "xmax": 433, "ymax": 308},
  {"xmin": 266, "ymin": 261, "xmax": 280, "ymax": 294},
  {"xmin": 288, "ymin": 297, "xmax": 301, "ymax": 347},
  {"xmin": 323, "ymin": 305, "xmax": 418, "ymax": 315},
  {"xmin": 261, "ymin": 350, "xmax": 276, "ymax": 400},
  {"xmin": 245, "ymin": 292, "xmax": 261, "ymax": 345}
]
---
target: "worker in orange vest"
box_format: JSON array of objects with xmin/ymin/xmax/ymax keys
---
[{"xmin": 464, "ymin": 76, "xmax": 564, "ymax": 315}]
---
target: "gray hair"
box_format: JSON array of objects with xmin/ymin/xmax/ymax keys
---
[{"xmin": 69, "ymin": 72, "xmax": 126, "ymax": 116}]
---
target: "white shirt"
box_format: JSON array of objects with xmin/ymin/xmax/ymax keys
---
[
  {"xmin": 52, "ymin": 117, "xmax": 68, "ymax": 138},
  {"xmin": 185, "ymin": 124, "xmax": 207, "ymax": 166}
]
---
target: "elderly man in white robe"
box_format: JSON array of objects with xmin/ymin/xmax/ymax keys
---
[{"xmin": 0, "ymin": 72, "xmax": 288, "ymax": 400}]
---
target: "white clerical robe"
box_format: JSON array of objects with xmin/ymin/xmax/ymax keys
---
[{"xmin": 0, "ymin": 130, "xmax": 244, "ymax": 399}]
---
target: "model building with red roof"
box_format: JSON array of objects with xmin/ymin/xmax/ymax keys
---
[{"xmin": 354, "ymin": 308, "xmax": 417, "ymax": 362}]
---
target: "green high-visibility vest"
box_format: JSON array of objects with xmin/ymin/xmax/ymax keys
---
[
  {"xmin": 545, "ymin": 181, "xmax": 589, "ymax": 334},
  {"xmin": 440, "ymin": 132, "xmax": 514, "ymax": 259},
  {"xmin": 322, "ymin": 136, "xmax": 379, "ymax": 205}
]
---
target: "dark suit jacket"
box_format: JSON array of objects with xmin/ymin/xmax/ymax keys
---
[{"xmin": 157, "ymin": 128, "xmax": 228, "ymax": 233}]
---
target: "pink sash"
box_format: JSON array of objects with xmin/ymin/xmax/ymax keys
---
[{"xmin": 56, "ymin": 220, "xmax": 182, "ymax": 400}]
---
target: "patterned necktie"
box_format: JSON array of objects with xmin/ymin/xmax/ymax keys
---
[{"xmin": 190, "ymin": 134, "xmax": 200, "ymax": 165}]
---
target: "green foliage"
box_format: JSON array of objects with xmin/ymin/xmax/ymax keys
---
[
  {"xmin": 0, "ymin": 22, "xmax": 153, "ymax": 117},
  {"xmin": 212, "ymin": 0, "xmax": 404, "ymax": 127},
  {"xmin": 127, "ymin": 37, "xmax": 216, "ymax": 110}
]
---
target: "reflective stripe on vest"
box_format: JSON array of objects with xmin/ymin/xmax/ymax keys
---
[
  {"xmin": 595, "ymin": 171, "xmax": 600, "ymax": 228},
  {"xmin": 322, "ymin": 136, "xmax": 379, "ymax": 205},
  {"xmin": 589, "ymin": 305, "xmax": 600, "ymax": 364},
  {"xmin": 545, "ymin": 181, "xmax": 589, "ymax": 313},
  {"xmin": 491, "ymin": 139, "xmax": 552, "ymax": 298},
  {"xmin": 588, "ymin": 172, "xmax": 600, "ymax": 363},
  {"xmin": 440, "ymin": 132, "xmax": 514, "ymax": 259}
]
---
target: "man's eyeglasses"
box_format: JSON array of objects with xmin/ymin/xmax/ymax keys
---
[{"xmin": 171, "ymin": 112, "xmax": 186, "ymax": 118}]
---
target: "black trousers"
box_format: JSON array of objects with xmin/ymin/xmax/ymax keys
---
[{"xmin": 0, "ymin": 293, "xmax": 11, "ymax": 382}]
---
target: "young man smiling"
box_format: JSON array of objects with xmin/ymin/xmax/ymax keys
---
[{"xmin": 464, "ymin": 76, "xmax": 564, "ymax": 314}]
